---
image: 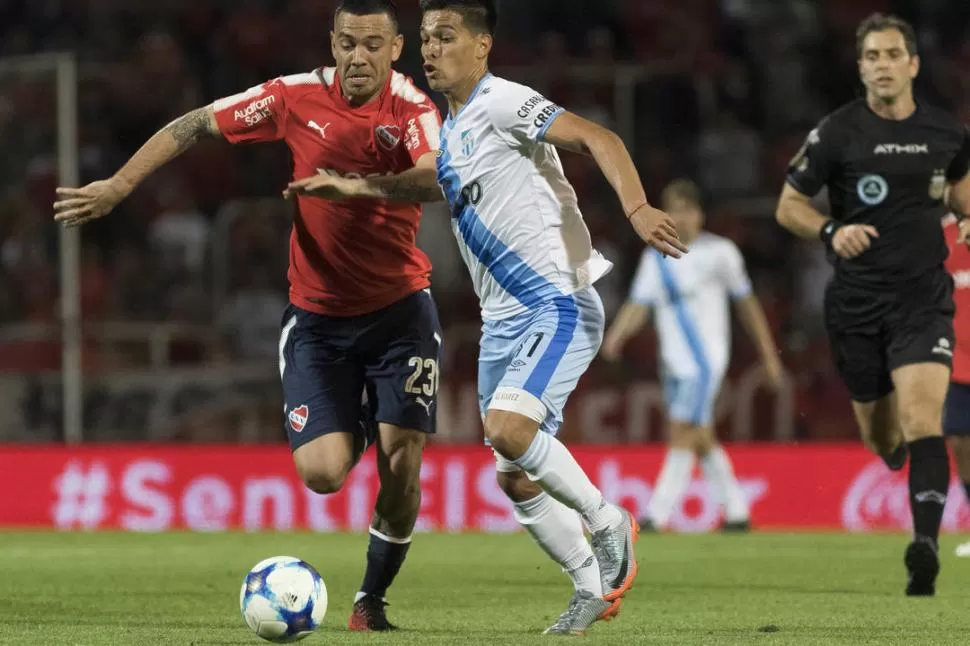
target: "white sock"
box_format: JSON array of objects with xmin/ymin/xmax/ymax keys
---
[
  {"xmin": 647, "ymin": 448, "xmax": 695, "ymax": 527},
  {"xmin": 701, "ymin": 446, "xmax": 749, "ymax": 522},
  {"xmin": 513, "ymin": 491, "xmax": 603, "ymax": 596},
  {"xmin": 513, "ymin": 431, "xmax": 622, "ymax": 532}
]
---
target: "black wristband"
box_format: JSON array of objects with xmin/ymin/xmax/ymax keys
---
[{"xmin": 819, "ymin": 219, "xmax": 841, "ymax": 249}]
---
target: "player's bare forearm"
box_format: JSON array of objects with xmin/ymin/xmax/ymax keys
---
[
  {"xmin": 543, "ymin": 112, "xmax": 647, "ymax": 215},
  {"xmin": 113, "ymin": 106, "xmax": 222, "ymax": 195},
  {"xmin": 603, "ymin": 302, "xmax": 649, "ymax": 359},
  {"xmin": 776, "ymin": 182, "xmax": 829, "ymax": 239},
  {"xmin": 734, "ymin": 294, "xmax": 778, "ymax": 360},
  {"xmin": 358, "ymin": 167, "xmax": 443, "ymax": 203},
  {"xmin": 948, "ymin": 173, "xmax": 970, "ymax": 219}
]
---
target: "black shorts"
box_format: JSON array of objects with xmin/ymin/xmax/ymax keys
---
[
  {"xmin": 279, "ymin": 289, "xmax": 442, "ymax": 451},
  {"xmin": 824, "ymin": 273, "xmax": 954, "ymax": 403},
  {"xmin": 945, "ymin": 382, "xmax": 970, "ymax": 436}
]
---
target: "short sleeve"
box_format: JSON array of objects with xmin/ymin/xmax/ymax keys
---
[
  {"xmin": 629, "ymin": 250, "xmax": 661, "ymax": 305},
  {"xmin": 212, "ymin": 78, "xmax": 288, "ymax": 144},
  {"xmin": 389, "ymin": 73, "xmax": 442, "ymax": 164},
  {"xmin": 946, "ymin": 125, "xmax": 970, "ymax": 182},
  {"xmin": 400, "ymin": 104, "xmax": 442, "ymax": 164},
  {"xmin": 786, "ymin": 117, "xmax": 840, "ymax": 197},
  {"xmin": 721, "ymin": 241, "xmax": 753, "ymax": 300},
  {"xmin": 486, "ymin": 81, "xmax": 565, "ymax": 146}
]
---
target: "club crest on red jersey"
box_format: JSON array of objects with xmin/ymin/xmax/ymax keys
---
[
  {"xmin": 376, "ymin": 125, "xmax": 401, "ymax": 151},
  {"xmin": 288, "ymin": 405, "xmax": 309, "ymax": 433}
]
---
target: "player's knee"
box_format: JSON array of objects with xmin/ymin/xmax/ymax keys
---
[
  {"xmin": 292, "ymin": 437, "xmax": 355, "ymax": 495},
  {"xmin": 693, "ymin": 429, "xmax": 716, "ymax": 458},
  {"xmin": 298, "ymin": 465, "xmax": 350, "ymax": 495},
  {"xmin": 483, "ymin": 409, "xmax": 538, "ymax": 458},
  {"xmin": 668, "ymin": 421, "xmax": 694, "ymax": 450}
]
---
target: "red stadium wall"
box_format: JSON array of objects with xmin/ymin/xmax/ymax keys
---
[{"xmin": 2, "ymin": 444, "xmax": 968, "ymax": 533}]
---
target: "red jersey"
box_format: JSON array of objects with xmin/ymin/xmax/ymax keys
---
[
  {"xmin": 944, "ymin": 216, "xmax": 970, "ymax": 384},
  {"xmin": 212, "ymin": 67, "xmax": 441, "ymax": 316}
]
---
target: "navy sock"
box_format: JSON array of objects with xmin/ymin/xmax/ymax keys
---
[{"xmin": 359, "ymin": 531, "xmax": 410, "ymax": 600}]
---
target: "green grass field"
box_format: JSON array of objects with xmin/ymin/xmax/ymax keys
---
[{"xmin": 2, "ymin": 532, "xmax": 969, "ymax": 645}]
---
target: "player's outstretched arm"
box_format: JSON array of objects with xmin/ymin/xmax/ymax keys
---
[
  {"xmin": 733, "ymin": 294, "xmax": 784, "ymax": 390},
  {"xmin": 776, "ymin": 183, "xmax": 877, "ymax": 259},
  {"xmin": 601, "ymin": 301, "xmax": 650, "ymax": 363},
  {"xmin": 541, "ymin": 112, "xmax": 687, "ymax": 258},
  {"xmin": 283, "ymin": 152, "xmax": 443, "ymax": 203},
  {"xmin": 54, "ymin": 106, "xmax": 222, "ymax": 227}
]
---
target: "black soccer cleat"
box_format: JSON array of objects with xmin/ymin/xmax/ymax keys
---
[
  {"xmin": 904, "ymin": 536, "xmax": 940, "ymax": 597},
  {"xmin": 720, "ymin": 519, "xmax": 752, "ymax": 533},
  {"xmin": 881, "ymin": 443, "xmax": 908, "ymax": 472},
  {"xmin": 348, "ymin": 595, "xmax": 398, "ymax": 632}
]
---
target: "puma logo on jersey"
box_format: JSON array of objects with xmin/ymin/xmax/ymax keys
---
[
  {"xmin": 873, "ymin": 143, "xmax": 928, "ymax": 154},
  {"xmin": 415, "ymin": 397, "xmax": 433, "ymax": 415},
  {"xmin": 307, "ymin": 120, "xmax": 331, "ymax": 140}
]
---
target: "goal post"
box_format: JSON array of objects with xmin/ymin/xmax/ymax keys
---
[{"xmin": 0, "ymin": 53, "xmax": 82, "ymax": 444}]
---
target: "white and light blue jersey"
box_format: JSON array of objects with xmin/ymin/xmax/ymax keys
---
[
  {"xmin": 436, "ymin": 74, "xmax": 613, "ymax": 321},
  {"xmin": 630, "ymin": 233, "xmax": 753, "ymax": 381}
]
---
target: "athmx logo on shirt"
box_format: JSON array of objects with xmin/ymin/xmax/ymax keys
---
[{"xmin": 873, "ymin": 143, "xmax": 929, "ymax": 154}]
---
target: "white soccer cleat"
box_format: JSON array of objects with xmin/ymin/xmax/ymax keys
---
[{"xmin": 955, "ymin": 541, "xmax": 970, "ymax": 558}]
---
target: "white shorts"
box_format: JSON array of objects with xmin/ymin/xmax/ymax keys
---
[
  {"xmin": 478, "ymin": 287, "xmax": 604, "ymax": 438},
  {"xmin": 662, "ymin": 370, "xmax": 724, "ymax": 427}
]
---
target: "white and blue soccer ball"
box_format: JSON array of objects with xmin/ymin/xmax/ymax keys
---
[{"xmin": 240, "ymin": 556, "xmax": 328, "ymax": 642}]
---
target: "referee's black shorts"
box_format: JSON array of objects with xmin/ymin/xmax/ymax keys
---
[{"xmin": 824, "ymin": 271, "xmax": 954, "ymax": 403}]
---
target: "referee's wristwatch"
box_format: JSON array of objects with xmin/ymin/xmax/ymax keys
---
[{"xmin": 819, "ymin": 219, "xmax": 842, "ymax": 250}]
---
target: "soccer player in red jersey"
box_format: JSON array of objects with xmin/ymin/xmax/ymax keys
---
[
  {"xmin": 943, "ymin": 213, "xmax": 970, "ymax": 556},
  {"xmin": 54, "ymin": 0, "xmax": 444, "ymax": 630}
]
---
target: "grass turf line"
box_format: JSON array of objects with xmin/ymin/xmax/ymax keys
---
[{"xmin": 1, "ymin": 532, "xmax": 968, "ymax": 645}]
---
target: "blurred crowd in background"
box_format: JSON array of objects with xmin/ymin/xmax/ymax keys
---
[{"xmin": 2, "ymin": 0, "xmax": 970, "ymax": 442}]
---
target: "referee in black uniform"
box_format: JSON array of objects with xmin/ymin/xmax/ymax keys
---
[{"xmin": 776, "ymin": 13, "xmax": 970, "ymax": 596}]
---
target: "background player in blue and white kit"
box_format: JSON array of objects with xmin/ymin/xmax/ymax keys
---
[
  {"xmin": 414, "ymin": 0, "xmax": 686, "ymax": 636},
  {"xmin": 602, "ymin": 179, "xmax": 783, "ymax": 532}
]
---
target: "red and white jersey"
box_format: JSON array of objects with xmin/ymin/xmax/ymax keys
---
[
  {"xmin": 212, "ymin": 68, "xmax": 442, "ymax": 317},
  {"xmin": 944, "ymin": 215, "xmax": 970, "ymax": 384}
]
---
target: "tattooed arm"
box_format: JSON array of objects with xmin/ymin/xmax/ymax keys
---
[
  {"xmin": 54, "ymin": 107, "xmax": 222, "ymax": 226},
  {"xmin": 283, "ymin": 152, "xmax": 444, "ymax": 203},
  {"xmin": 115, "ymin": 107, "xmax": 222, "ymax": 193},
  {"xmin": 355, "ymin": 160, "xmax": 444, "ymax": 203}
]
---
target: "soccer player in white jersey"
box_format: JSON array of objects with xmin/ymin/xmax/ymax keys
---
[
  {"xmin": 416, "ymin": 0, "xmax": 685, "ymax": 636},
  {"xmin": 300, "ymin": 0, "xmax": 686, "ymax": 634},
  {"xmin": 602, "ymin": 179, "xmax": 784, "ymax": 532}
]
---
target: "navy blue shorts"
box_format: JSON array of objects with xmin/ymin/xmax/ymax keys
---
[
  {"xmin": 279, "ymin": 289, "xmax": 442, "ymax": 451},
  {"xmin": 944, "ymin": 382, "xmax": 970, "ymax": 436}
]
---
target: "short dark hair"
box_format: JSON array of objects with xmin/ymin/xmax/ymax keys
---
[
  {"xmin": 419, "ymin": 0, "xmax": 497, "ymax": 35},
  {"xmin": 335, "ymin": 0, "xmax": 399, "ymax": 32},
  {"xmin": 856, "ymin": 12, "xmax": 918, "ymax": 59}
]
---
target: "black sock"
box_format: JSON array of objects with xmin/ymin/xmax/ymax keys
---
[
  {"xmin": 359, "ymin": 532, "xmax": 410, "ymax": 600},
  {"xmin": 907, "ymin": 437, "xmax": 950, "ymax": 544},
  {"xmin": 964, "ymin": 481, "xmax": 970, "ymax": 506}
]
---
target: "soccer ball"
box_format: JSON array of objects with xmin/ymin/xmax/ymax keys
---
[{"xmin": 239, "ymin": 556, "xmax": 328, "ymax": 642}]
